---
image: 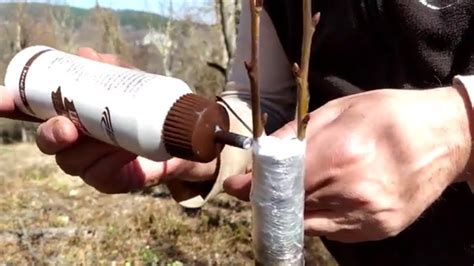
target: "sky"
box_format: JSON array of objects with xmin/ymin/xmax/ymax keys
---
[{"xmin": 0, "ymin": 0, "xmax": 215, "ymax": 21}]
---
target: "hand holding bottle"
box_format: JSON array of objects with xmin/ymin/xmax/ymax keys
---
[{"xmin": 2, "ymin": 47, "xmax": 218, "ymax": 194}]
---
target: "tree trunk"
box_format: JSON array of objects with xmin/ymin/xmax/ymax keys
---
[
  {"xmin": 215, "ymin": 0, "xmax": 240, "ymax": 79},
  {"xmin": 13, "ymin": 2, "xmax": 27, "ymax": 54}
]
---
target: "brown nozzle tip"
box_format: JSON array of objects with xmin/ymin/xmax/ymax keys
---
[{"xmin": 163, "ymin": 94, "xmax": 230, "ymax": 163}]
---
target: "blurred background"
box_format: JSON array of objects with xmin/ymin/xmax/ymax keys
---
[{"xmin": 0, "ymin": 0, "xmax": 336, "ymax": 264}]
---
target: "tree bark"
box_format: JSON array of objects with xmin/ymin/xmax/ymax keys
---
[{"xmin": 215, "ymin": 0, "xmax": 240, "ymax": 79}]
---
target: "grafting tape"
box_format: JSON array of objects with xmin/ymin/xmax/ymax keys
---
[{"xmin": 251, "ymin": 136, "xmax": 306, "ymax": 265}]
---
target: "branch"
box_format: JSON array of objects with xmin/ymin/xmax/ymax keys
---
[
  {"xmin": 293, "ymin": 1, "xmax": 320, "ymax": 140},
  {"xmin": 245, "ymin": 0, "xmax": 264, "ymax": 139},
  {"xmin": 18, "ymin": 219, "xmax": 42, "ymax": 263},
  {"xmin": 207, "ymin": 61, "xmax": 227, "ymax": 77},
  {"xmin": 217, "ymin": 0, "xmax": 234, "ymax": 61}
]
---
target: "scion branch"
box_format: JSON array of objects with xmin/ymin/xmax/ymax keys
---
[
  {"xmin": 245, "ymin": 0, "xmax": 264, "ymax": 139},
  {"xmin": 293, "ymin": 0, "xmax": 320, "ymax": 140}
]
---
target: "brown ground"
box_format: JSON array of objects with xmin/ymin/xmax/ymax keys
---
[{"xmin": 0, "ymin": 143, "xmax": 336, "ymax": 265}]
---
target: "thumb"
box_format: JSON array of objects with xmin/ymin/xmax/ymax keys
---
[
  {"xmin": 0, "ymin": 85, "xmax": 15, "ymax": 114},
  {"xmin": 223, "ymin": 173, "xmax": 252, "ymax": 201},
  {"xmin": 36, "ymin": 116, "xmax": 80, "ymax": 155},
  {"xmin": 0, "ymin": 85, "xmax": 40, "ymax": 122}
]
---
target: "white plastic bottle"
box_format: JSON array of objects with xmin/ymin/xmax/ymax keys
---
[{"xmin": 4, "ymin": 46, "xmax": 242, "ymax": 162}]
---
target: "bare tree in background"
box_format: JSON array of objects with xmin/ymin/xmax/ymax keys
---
[
  {"xmin": 12, "ymin": 1, "xmax": 29, "ymax": 54},
  {"xmin": 144, "ymin": 0, "xmax": 175, "ymax": 76},
  {"xmin": 88, "ymin": 1, "xmax": 130, "ymax": 59},
  {"xmin": 0, "ymin": 2, "xmax": 26, "ymax": 62},
  {"xmin": 47, "ymin": 0, "xmax": 75, "ymax": 51},
  {"xmin": 211, "ymin": 0, "xmax": 241, "ymax": 80}
]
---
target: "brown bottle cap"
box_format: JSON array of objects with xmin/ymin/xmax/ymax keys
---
[{"xmin": 163, "ymin": 93, "xmax": 230, "ymax": 163}]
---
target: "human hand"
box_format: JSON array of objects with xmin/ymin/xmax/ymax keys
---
[
  {"xmin": 225, "ymin": 86, "xmax": 473, "ymax": 243},
  {"xmin": 30, "ymin": 48, "xmax": 217, "ymax": 194}
]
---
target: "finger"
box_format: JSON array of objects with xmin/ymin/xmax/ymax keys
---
[
  {"xmin": 0, "ymin": 85, "xmax": 41, "ymax": 122},
  {"xmin": 76, "ymin": 47, "xmax": 101, "ymax": 61},
  {"xmin": 97, "ymin": 54, "xmax": 135, "ymax": 68},
  {"xmin": 55, "ymin": 139, "xmax": 122, "ymax": 176},
  {"xmin": 130, "ymin": 157, "xmax": 184, "ymax": 186},
  {"xmin": 36, "ymin": 116, "xmax": 79, "ymax": 155},
  {"xmin": 138, "ymin": 157, "xmax": 189, "ymax": 183},
  {"xmin": 82, "ymin": 151, "xmax": 138, "ymax": 194},
  {"xmin": 305, "ymin": 211, "xmax": 377, "ymax": 243},
  {"xmin": 223, "ymin": 173, "xmax": 252, "ymax": 201},
  {"xmin": 129, "ymin": 157, "xmax": 204, "ymax": 188},
  {"xmin": 305, "ymin": 195, "xmax": 343, "ymax": 212},
  {"xmin": 304, "ymin": 210, "xmax": 342, "ymax": 236},
  {"xmin": 272, "ymin": 120, "xmax": 297, "ymax": 139},
  {"xmin": 167, "ymin": 159, "xmax": 218, "ymax": 183},
  {"xmin": 76, "ymin": 47, "xmax": 133, "ymax": 68}
]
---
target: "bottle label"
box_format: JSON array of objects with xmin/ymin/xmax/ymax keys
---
[
  {"xmin": 19, "ymin": 49, "xmax": 52, "ymax": 115},
  {"xmin": 51, "ymin": 85, "xmax": 90, "ymax": 135}
]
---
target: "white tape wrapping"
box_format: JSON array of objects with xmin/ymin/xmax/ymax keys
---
[{"xmin": 250, "ymin": 136, "xmax": 306, "ymax": 265}]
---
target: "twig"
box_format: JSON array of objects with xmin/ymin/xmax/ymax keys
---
[
  {"xmin": 293, "ymin": 1, "xmax": 320, "ymax": 140},
  {"xmin": 207, "ymin": 61, "xmax": 227, "ymax": 77},
  {"xmin": 245, "ymin": 0, "xmax": 264, "ymax": 139},
  {"xmin": 18, "ymin": 219, "xmax": 42, "ymax": 264}
]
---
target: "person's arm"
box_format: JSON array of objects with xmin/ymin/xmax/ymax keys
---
[
  {"xmin": 167, "ymin": 0, "xmax": 297, "ymax": 208},
  {"xmin": 453, "ymin": 75, "xmax": 474, "ymax": 191}
]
